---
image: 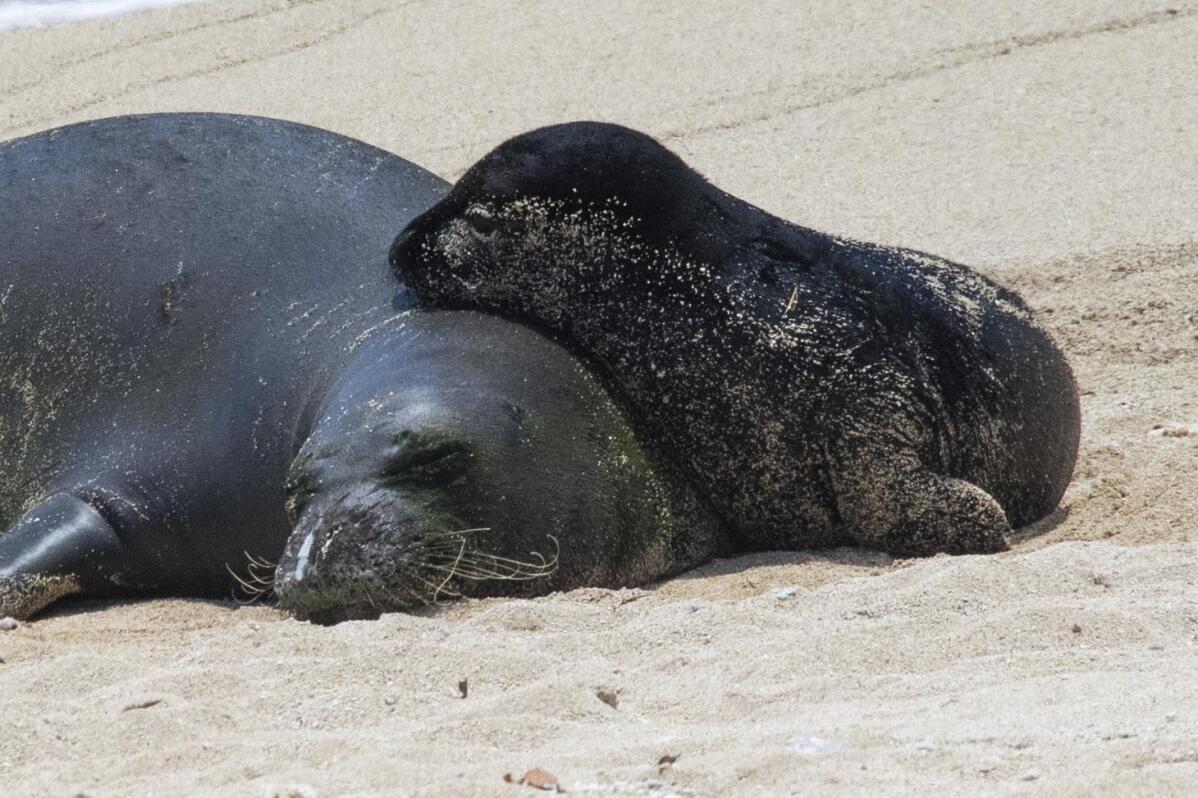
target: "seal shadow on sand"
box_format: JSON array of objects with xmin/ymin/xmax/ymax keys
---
[
  {"xmin": 25, "ymin": 594, "xmax": 242, "ymax": 623},
  {"xmin": 1005, "ymin": 505, "xmax": 1073, "ymax": 548},
  {"xmin": 665, "ymin": 507, "xmax": 1070, "ymax": 584}
]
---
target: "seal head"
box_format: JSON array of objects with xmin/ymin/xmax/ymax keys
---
[{"xmin": 272, "ymin": 311, "xmax": 726, "ymax": 623}]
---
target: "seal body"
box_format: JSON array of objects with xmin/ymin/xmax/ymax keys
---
[
  {"xmin": 392, "ymin": 121, "xmax": 1081, "ymax": 555},
  {"xmin": 0, "ymin": 115, "xmax": 725, "ymax": 621}
]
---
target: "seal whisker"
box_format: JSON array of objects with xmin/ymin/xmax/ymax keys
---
[
  {"xmin": 427, "ymin": 558, "xmax": 556, "ymax": 581},
  {"xmin": 444, "ymin": 534, "xmax": 560, "ymax": 576},
  {"xmin": 431, "ymin": 535, "xmax": 468, "ymax": 603},
  {"xmin": 225, "ymin": 560, "xmax": 272, "ymax": 605},
  {"xmin": 418, "ymin": 557, "xmax": 527, "ymax": 581},
  {"xmin": 401, "ymin": 569, "xmax": 460, "ymax": 604},
  {"xmin": 244, "ymin": 551, "xmax": 277, "ymax": 590},
  {"xmin": 420, "ymin": 527, "xmax": 492, "ymax": 543},
  {"xmin": 245, "ymin": 552, "xmax": 277, "ymax": 571},
  {"xmin": 411, "ymin": 535, "xmax": 560, "ymax": 584}
]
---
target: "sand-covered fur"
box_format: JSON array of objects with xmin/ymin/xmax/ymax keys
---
[{"xmin": 393, "ymin": 122, "xmax": 1080, "ymax": 555}]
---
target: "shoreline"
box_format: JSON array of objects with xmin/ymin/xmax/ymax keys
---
[{"xmin": 0, "ymin": 0, "xmax": 203, "ymax": 33}]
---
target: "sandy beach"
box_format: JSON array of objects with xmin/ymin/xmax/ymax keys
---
[{"xmin": 1, "ymin": 1, "xmax": 1196, "ymax": 795}]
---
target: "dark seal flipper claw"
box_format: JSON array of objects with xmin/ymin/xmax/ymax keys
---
[{"xmin": 0, "ymin": 493, "xmax": 127, "ymax": 619}]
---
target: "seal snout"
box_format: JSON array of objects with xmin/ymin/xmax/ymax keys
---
[
  {"xmin": 274, "ymin": 478, "xmax": 475, "ymax": 620},
  {"xmin": 391, "ymin": 198, "xmax": 496, "ymax": 308}
]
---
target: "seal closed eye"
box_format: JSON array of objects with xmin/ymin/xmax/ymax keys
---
[
  {"xmin": 378, "ymin": 434, "xmax": 471, "ymax": 487},
  {"xmin": 392, "ymin": 121, "xmax": 1082, "ymax": 556}
]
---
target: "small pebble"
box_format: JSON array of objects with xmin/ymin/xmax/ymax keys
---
[
  {"xmin": 1021, "ymin": 769, "xmax": 1041, "ymax": 781},
  {"xmin": 1148, "ymin": 422, "xmax": 1193, "ymax": 438},
  {"xmin": 595, "ymin": 688, "xmax": 619, "ymax": 709},
  {"xmin": 771, "ymin": 587, "xmax": 798, "ymax": 600},
  {"xmin": 121, "ymin": 698, "xmax": 163, "ymax": 712},
  {"xmin": 0, "ymin": 617, "xmax": 18, "ymax": 631}
]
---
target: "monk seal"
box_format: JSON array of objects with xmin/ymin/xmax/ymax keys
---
[
  {"xmin": 0, "ymin": 115, "xmax": 725, "ymax": 622},
  {"xmin": 391, "ymin": 121, "xmax": 1081, "ymax": 556}
]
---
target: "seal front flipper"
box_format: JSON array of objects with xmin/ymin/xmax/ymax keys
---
[
  {"xmin": 0, "ymin": 493, "xmax": 129, "ymax": 619},
  {"xmin": 827, "ymin": 394, "xmax": 1011, "ymax": 557}
]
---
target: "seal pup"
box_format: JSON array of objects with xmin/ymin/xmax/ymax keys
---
[
  {"xmin": 0, "ymin": 115, "xmax": 725, "ymax": 621},
  {"xmin": 392, "ymin": 121, "xmax": 1081, "ymax": 555}
]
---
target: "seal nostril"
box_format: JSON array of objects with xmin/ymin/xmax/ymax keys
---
[{"xmin": 283, "ymin": 471, "xmax": 322, "ymax": 521}]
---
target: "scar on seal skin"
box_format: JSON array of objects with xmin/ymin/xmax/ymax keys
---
[{"xmin": 392, "ymin": 121, "xmax": 1081, "ymax": 556}]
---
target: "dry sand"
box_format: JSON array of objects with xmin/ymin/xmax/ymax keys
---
[{"xmin": 1, "ymin": 1, "xmax": 1195, "ymax": 795}]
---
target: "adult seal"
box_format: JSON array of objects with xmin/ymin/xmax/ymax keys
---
[
  {"xmin": 392, "ymin": 121, "xmax": 1081, "ymax": 556},
  {"xmin": 0, "ymin": 115, "xmax": 725, "ymax": 621}
]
